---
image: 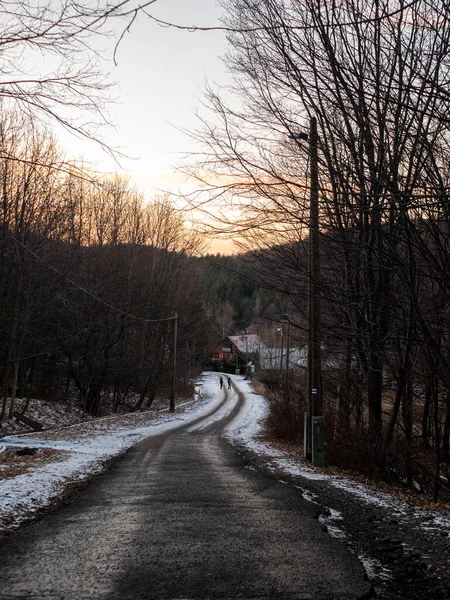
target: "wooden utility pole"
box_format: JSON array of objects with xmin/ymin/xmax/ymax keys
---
[
  {"xmin": 309, "ymin": 117, "xmax": 324, "ymax": 466},
  {"xmin": 169, "ymin": 313, "xmax": 178, "ymax": 413},
  {"xmin": 289, "ymin": 118, "xmax": 324, "ymax": 465},
  {"xmin": 278, "ymin": 327, "xmax": 284, "ymax": 378},
  {"xmin": 309, "ymin": 117, "xmax": 321, "ymax": 416}
]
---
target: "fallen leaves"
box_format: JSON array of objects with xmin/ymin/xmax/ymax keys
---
[{"xmin": 0, "ymin": 447, "xmax": 68, "ymax": 481}]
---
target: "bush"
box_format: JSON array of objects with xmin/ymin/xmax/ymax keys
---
[{"xmin": 265, "ymin": 388, "xmax": 306, "ymax": 444}]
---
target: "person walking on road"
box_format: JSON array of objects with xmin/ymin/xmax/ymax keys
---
[
  {"xmin": 220, "ymin": 377, "xmax": 223, "ymax": 389},
  {"xmin": 227, "ymin": 377, "xmax": 232, "ymax": 390}
]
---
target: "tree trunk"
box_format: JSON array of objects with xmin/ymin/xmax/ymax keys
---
[
  {"xmin": 8, "ymin": 357, "xmax": 20, "ymax": 419},
  {"xmin": 432, "ymin": 377, "xmax": 442, "ymax": 502},
  {"xmin": 421, "ymin": 379, "xmax": 432, "ymax": 445},
  {"xmin": 403, "ymin": 377, "xmax": 414, "ymax": 487},
  {"xmin": 368, "ymin": 356, "xmax": 383, "ymax": 445},
  {"xmin": 443, "ymin": 393, "xmax": 450, "ymax": 465}
]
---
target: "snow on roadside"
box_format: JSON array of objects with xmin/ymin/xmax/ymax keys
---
[
  {"xmin": 223, "ymin": 375, "xmax": 270, "ymax": 447},
  {"xmin": 358, "ymin": 555, "xmax": 393, "ymax": 582},
  {"xmin": 0, "ymin": 373, "xmax": 222, "ymax": 534},
  {"xmin": 225, "ymin": 375, "xmax": 450, "ymax": 533},
  {"xmin": 2, "ymin": 371, "xmax": 450, "ymax": 538}
]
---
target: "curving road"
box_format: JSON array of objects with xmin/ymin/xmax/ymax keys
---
[{"xmin": 0, "ymin": 380, "xmax": 372, "ymax": 599}]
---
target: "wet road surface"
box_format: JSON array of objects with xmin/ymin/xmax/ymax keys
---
[{"xmin": 0, "ymin": 383, "xmax": 372, "ymax": 599}]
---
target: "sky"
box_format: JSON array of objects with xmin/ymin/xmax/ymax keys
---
[
  {"xmin": 64, "ymin": 0, "xmax": 234, "ymax": 252},
  {"xmin": 108, "ymin": 0, "xmax": 226, "ymax": 181}
]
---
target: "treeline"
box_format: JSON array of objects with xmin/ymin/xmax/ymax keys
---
[
  {"xmin": 200, "ymin": 254, "xmax": 278, "ymax": 338},
  {"xmin": 191, "ymin": 0, "xmax": 450, "ymax": 498},
  {"xmin": 0, "ymin": 114, "xmax": 212, "ymax": 420},
  {"xmin": 200, "ymin": 255, "xmax": 257, "ymax": 336}
]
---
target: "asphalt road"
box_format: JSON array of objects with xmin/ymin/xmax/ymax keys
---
[{"xmin": 0, "ymin": 384, "xmax": 372, "ymax": 600}]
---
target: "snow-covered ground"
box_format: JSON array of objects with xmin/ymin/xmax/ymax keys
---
[
  {"xmin": 1, "ymin": 371, "xmax": 450, "ymax": 543},
  {"xmin": 224, "ymin": 376, "xmax": 450, "ymax": 592},
  {"xmin": 225, "ymin": 376, "xmax": 450, "ymax": 535},
  {"xmin": 0, "ymin": 374, "xmax": 222, "ymax": 533}
]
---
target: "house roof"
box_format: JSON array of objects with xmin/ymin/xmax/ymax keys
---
[
  {"xmin": 259, "ymin": 346, "xmax": 307, "ymax": 369},
  {"xmin": 228, "ymin": 334, "xmax": 266, "ymax": 353}
]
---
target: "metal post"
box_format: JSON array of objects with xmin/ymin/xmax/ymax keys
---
[
  {"xmin": 169, "ymin": 313, "xmax": 178, "ymax": 413},
  {"xmin": 285, "ymin": 312, "xmax": 291, "ymax": 399},
  {"xmin": 312, "ymin": 415, "xmax": 325, "ymax": 467},
  {"xmin": 304, "ymin": 411, "xmax": 310, "ymax": 459},
  {"xmin": 278, "ymin": 327, "xmax": 284, "ymax": 378}
]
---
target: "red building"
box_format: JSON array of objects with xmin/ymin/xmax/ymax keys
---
[{"xmin": 211, "ymin": 337, "xmax": 239, "ymax": 363}]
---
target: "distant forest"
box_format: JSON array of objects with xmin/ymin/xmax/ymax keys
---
[
  {"xmin": 200, "ymin": 254, "xmax": 274, "ymax": 336},
  {"xmin": 0, "ymin": 115, "xmax": 240, "ymax": 422},
  {"xmin": 0, "ymin": 119, "xmax": 271, "ymax": 424}
]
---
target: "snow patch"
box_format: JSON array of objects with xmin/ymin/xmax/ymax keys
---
[
  {"xmin": 0, "ymin": 373, "xmax": 223, "ymax": 533},
  {"xmin": 359, "ymin": 554, "xmax": 393, "ymax": 582},
  {"xmin": 224, "ymin": 377, "xmax": 408, "ymax": 514}
]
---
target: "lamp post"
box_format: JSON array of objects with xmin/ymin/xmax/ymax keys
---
[
  {"xmin": 277, "ymin": 327, "xmax": 284, "ymax": 378},
  {"xmin": 285, "ymin": 310, "xmax": 291, "ymax": 400},
  {"xmin": 288, "ymin": 117, "xmax": 324, "ymax": 466},
  {"xmin": 169, "ymin": 313, "xmax": 178, "ymax": 413}
]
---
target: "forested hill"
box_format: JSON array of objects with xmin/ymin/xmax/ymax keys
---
[
  {"xmin": 197, "ymin": 253, "xmax": 277, "ymax": 339},
  {"xmin": 0, "ymin": 140, "xmax": 270, "ymax": 425},
  {"xmin": 0, "ymin": 131, "xmax": 220, "ymax": 422}
]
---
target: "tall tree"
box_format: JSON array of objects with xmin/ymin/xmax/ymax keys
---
[{"xmin": 187, "ymin": 0, "xmax": 450, "ymax": 489}]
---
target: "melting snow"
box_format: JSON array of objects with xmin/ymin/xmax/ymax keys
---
[
  {"xmin": 0, "ymin": 373, "xmax": 223, "ymax": 533},
  {"xmin": 224, "ymin": 376, "xmax": 450, "ymax": 540},
  {"xmin": 358, "ymin": 554, "xmax": 393, "ymax": 582},
  {"xmin": 2, "ymin": 371, "xmax": 450, "ymax": 545}
]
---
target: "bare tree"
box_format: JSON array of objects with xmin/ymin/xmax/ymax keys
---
[
  {"xmin": 185, "ymin": 0, "xmax": 450, "ymax": 494},
  {"xmin": 0, "ymin": 0, "xmax": 163, "ymax": 159}
]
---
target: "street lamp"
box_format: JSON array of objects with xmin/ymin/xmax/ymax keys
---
[
  {"xmin": 169, "ymin": 313, "xmax": 178, "ymax": 413},
  {"xmin": 288, "ymin": 117, "xmax": 324, "ymax": 466},
  {"xmin": 288, "ymin": 132, "xmax": 309, "ymax": 141}
]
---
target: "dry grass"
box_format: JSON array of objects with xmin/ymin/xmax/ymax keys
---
[
  {"xmin": 261, "ymin": 380, "xmax": 450, "ymax": 504},
  {"xmin": 250, "ymin": 380, "xmax": 268, "ymax": 396},
  {"xmin": 0, "ymin": 447, "xmax": 68, "ymax": 480},
  {"xmin": 261, "ymin": 431, "xmax": 450, "ymax": 513}
]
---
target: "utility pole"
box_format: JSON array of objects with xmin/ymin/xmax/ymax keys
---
[
  {"xmin": 289, "ymin": 117, "xmax": 324, "ymax": 466},
  {"xmin": 277, "ymin": 327, "xmax": 284, "ymax": 378},
  {"xmin": 309, "ymin": 117, "xmax": 324, "ymax": 466},
  {"xmin": 169, "ymin": 313, "xmax": 178, "ymax": 413}
]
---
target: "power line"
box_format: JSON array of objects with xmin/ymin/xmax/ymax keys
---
[
  {"xmin": 0, "ymin": 223, "xmax": 178, "ymax": 324},
  {"xmin": 144, "ymin": 0, "xmax": 422, "ymax": 34}
]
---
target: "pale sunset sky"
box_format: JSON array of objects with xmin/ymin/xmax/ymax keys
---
[{"xmin": 61, "ymin": 0, "xmax": 235, "ymax": 254}]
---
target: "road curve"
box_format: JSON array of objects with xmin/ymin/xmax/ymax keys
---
[{"xmin": 0, "ymin": 379, "xmax": 372, "ymax": 600}]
